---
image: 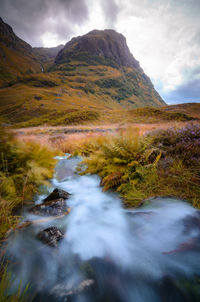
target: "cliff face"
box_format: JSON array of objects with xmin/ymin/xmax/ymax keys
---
[{"xmin": 55, "ymin": 29, "xmax": 140, "ymax": 69}]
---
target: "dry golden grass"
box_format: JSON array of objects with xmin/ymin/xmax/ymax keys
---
[{"xmin": 14, "ymin": 120, "xmax": 200, "ymax": 154}]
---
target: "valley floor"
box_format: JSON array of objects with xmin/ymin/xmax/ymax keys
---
[{"xmin": 13, "ymin": 121, "xmax": 197, "ymax": 147}]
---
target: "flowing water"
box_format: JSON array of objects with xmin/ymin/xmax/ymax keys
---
[{"xmin": 4, "ymin": 156, "xmax": 200, "ymax": 301}]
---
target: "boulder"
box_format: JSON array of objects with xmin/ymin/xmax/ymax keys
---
[
  {"xmin": 30, "ymin": 198, "xmax": 70, "ymax": 216},
  {"xmin": 37, "ymin": 226, "xmax": 64, "ymax": 247},
  {"xmin": 43, "ymin": 188, "xmax": 70, "ymax": 202}
]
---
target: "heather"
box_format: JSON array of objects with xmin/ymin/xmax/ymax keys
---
[{"xmin": 78, "ymin": 123, "xmax": 200, "ymax": 208}]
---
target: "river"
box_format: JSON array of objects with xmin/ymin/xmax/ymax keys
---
[{"xmin": 4, "ymin": 155, "xmax": 200, "ymax": 301}]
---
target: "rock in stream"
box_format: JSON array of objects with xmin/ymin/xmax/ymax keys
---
[
  {"xmin": 30, "ymin": 188, "xmax": 71, "ymax": 216},
  {"xmin": 37, "ymin": 226, "xmax": 64, "ymax": 248}
]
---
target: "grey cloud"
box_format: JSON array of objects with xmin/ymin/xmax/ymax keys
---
[
  {"xmin": 172, "ymin": 79, "xmax": 200, "ymax": 101},
  {"xmin": 164, "ymin": 74, "xmax": 200, "ymax": 104},
  {"xmin": 0, "ymin": 0, "xmax": 89, "ymax": 46},
  {"xmin": 101, "ymin": 0, "xmax": 119, "ymax": 28}
]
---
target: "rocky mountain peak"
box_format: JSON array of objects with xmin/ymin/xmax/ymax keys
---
[{"xmin": 55, "ymin": 29, "xmax": 140, "ymax": 69}]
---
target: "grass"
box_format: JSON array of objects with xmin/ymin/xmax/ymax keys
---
[
  {"xmin": 75, "ymin": 123, "xmax": 200, "ymax": 208},
  {"xmin": 0, "ymin": 125, "xmax": 61, "ymax": 300},
  {"xmin": 15, "ymin": 109, "xmax": 100, "ymax": 128},
  {"xmin": 0, "ymin": 125, "xmax": 59, "ymax": 239},
  {"xmin": 128, "ymin": 106, "xmax": 194, "ymax": 122},
  {"xmin": 0, "ymin": 62, "xmax": 166, "ymax": 126},
  {"xmin": 0, "ymin": 264, "xmax": 31, "ymax": 302}
]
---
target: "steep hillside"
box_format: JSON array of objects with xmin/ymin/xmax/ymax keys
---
[{"xmin": 0, "ymin": 17, "xmax": 41, "ymax": 86}]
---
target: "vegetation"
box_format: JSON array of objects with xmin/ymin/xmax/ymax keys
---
[
  {"xmin": 76, "ymin": 124, "xmax": 200, "ymax": 208},
  {"xmin": 0, "ymin": 125, "xmax": 58, "ymax": 239},
  {"xmin": 129, "ymin": 107, "xmax": 193, "ymax": 122},
  {"xmin": 15, "ymin": 110, "xmax": 100, "ymax": 128},
  {"xmin": 0, "ymin": 264, "xmax": 31, "ymax": 302}
]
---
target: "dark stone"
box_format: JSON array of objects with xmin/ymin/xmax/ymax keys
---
[
  {"xmin": 43, "ymin": 188, "xmax": 70, "ymax": 202},
  {"xmin": 30, "ymin": 198, "xmax": 69, "ymax": 216},
  {"xmin": 37, "ymin": 226, "xmax": 64, "ymax": 247},
  {"xmin": 182, "ymin": 211, "xmax": 200, "ymax": 235}
]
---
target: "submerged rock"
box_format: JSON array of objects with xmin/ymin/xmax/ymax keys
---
[
  {"xmin": 50, "ymin": 279, "xmax": 95, "ymax": 299},
  {"xmin": 30, "ymin": 198, "xmax": 70, "ymax": 216},
  {"xmin": 37, "ymin": 226, "xmax": 64, "ymax": 247},
  {"xmin": 43, "ymin": 188, "xmax": 70, "ymax": 202}
]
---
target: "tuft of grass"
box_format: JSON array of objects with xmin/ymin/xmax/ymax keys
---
[
  {"xmin": 0, "ymin": 125, "xmax": 59, "ymax": 239},
  {"xmin": 0, "ymin": 264, "xmax": 31, "ymax": 302}
]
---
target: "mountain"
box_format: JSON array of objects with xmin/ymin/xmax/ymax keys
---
[
  {"xmin": 0, "ymin": 17, "xmax": 41, "ymax": 86},
  {"xmin": 55, "ymin": 29, "xmax": 140, "ymax": 68},
  {"xmin": 33, "ymin": 45, "xmax": 64, "ymax": 71},
  {"xmin": 0, "ymin": 18, "xmax": 166, "ymax": 127},
  {"xmin": 54, "ymin": 29, "xmax": 165, "ymax": 108}
]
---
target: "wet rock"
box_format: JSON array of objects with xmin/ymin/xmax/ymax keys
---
[
  {"xmin": 43, "ymin": 188, "xmax": 70, "ymax": 202},
  {"xmin": 50, "ymin": 279, "xmax": 95, "ymax": 299},
  {"xmin": 182, "ymin": 211, "xmax": 200, "ymax": 235},
  {"xmin": 30, "ymin": 198, "xmax": 70, "ymax": 216},
  {"xmin": 37, "ymin": 226, "xmax": 64, "ymax": 247}
]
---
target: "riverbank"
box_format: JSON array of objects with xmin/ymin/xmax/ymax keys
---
[
  {"xmin": 2, "ymin": 154, "xmax": 200, "ymax": 302},
  {"xmin": 0, "ymin": 125, "xmax": 59, "ymax": 240}
]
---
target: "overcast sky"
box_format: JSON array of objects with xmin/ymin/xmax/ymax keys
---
[{"xmin": 1, "ymin": 0, "xmax": 200, "ymax": 104}]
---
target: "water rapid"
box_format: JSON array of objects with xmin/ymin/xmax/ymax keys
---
[{"xmin": 4, "ymin": 156, "xmax": 200, "ymax": 301}]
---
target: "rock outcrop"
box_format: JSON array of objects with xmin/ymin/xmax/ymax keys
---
[{"xmin": 55, "ymin": 29, "xmax": 140, "ymax": 69}]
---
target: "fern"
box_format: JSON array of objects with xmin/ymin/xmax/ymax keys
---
[{"xmin": 101, "ymin": 171, "xmax": 123, "ymax": 191}]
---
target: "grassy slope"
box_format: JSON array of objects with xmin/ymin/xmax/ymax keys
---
[
  {"xmin": 0, "ymin": 57, "xmax": 168, "ymax": 127},
  {"xmin": 0, "ymin": 42, "xmax": 41, "ymax": 87}
]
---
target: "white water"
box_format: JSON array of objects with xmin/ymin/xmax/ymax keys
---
[{"xmin": 5, "ymin": 156, "xmax": 200, "ymax": 301}]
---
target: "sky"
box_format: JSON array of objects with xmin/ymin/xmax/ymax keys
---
[{"xmin": 0, "ymin": 0, "xmax": 200, "ymax": 104}]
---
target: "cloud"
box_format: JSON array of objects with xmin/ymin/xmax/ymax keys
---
[
  {"xmin": 115, "ymin": 0, "xmax": 200, "ymax": 103},
  {"xmin": 0, "ymin": 0, "xmax": 89, "ymax": 46},
  {"xmin": 100, "ymin": 0, "xmax": 119, "ymax": 28}
]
